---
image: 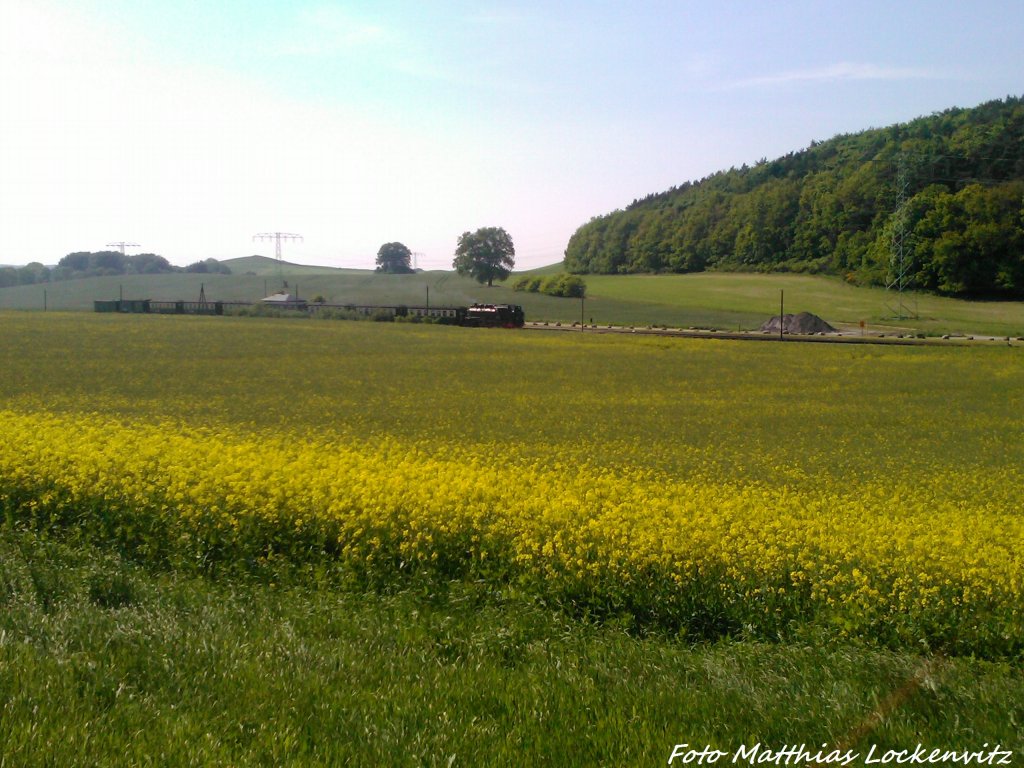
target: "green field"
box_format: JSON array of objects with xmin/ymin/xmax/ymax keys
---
[
  {"xmin": 584, "ymin": 272, "xmax": 1024, "ymax": 336},
  {"xmin": 3, "ymin": 258, "xmax": 1023, "ymax": 336},
  {"xmin": 1, "ymin": 313, "xmax": 1022, "ymax": 763}
]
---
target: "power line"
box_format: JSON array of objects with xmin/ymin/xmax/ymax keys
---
[
  {"xmin": 106, "ymin": 241, "xmax": 139, "ymax": 255},
  {"xmin": 887, "ymin": 151, "xmax": 1022, "ymax": 189},
  {"xmin": 252, "ymin": 232, "xmax": 303, "ymax": 262},
  {"xmin": 886, "ymin": 154, "xmax": 914, "ymax": 321},
  {"xmin": 882, "ymin": 148, "xmax": 1022, "ymax": 320},
  {"xmin": 253, "ymin": 232, "xmax": 303, "ymax": 288}
]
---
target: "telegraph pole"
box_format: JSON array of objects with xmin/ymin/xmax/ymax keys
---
[{"xmin": 779, "ymin": 290, "xmax": 784, "ymax": 341}]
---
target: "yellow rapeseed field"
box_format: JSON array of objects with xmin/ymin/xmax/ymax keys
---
[{"xmin": 1, "ymin": 313, "xmax": 1022, "ymax": 654}]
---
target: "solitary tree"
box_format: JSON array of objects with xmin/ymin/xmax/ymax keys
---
[
  {"xmin": 452, "ymin": 227, "xmax": 515, "ymax": 286},
  {"xmin": 376, "ymin": 242, "xmax": 414, "ymax": 273}
]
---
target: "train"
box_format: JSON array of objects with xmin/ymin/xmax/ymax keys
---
[
  {"xmin": 401, "ymin": 303, "xmax": 524, "ymax": 327},
  {"xmin": 460, "ymin": 303, "xmax": 525, "ymax": 328},
  {"xmin": 95, "ymin": 298, "xmax": 525, "ymax": 328},
  {"xmin": 354, "ymin": 302, "xmax": 524, "ymax": 327}
]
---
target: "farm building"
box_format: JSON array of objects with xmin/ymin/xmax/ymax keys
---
[{"xmin": 260, "ymin": 292, "xmax": 308, "ymax": 310}]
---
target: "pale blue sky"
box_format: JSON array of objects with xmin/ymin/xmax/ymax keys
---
[{"xmin": 2, "ymin": 0, "xmax": 1021, "ymax": 269}]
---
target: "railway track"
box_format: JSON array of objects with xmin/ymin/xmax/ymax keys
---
[{"xmin": 523, "ymin": 322, "xmax": 1021, "ymax": 347}]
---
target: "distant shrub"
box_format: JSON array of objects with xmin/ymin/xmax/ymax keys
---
[
  {"xmin": 541, "ymin": 274, "xmax": 586, "ymax": 298},
  {"xmin": 315, "ymin": 308, "xmax": 363, "ymax": 321},
  {"xmin": 226, "ymin": 304, "xmax": 308, "ymax": 319},
  {"xmin": 201, "ymin": 258, "xmax": 232, "ymax": 275},
  {"xmin": 513, "ymin": 273, "xmax": 585, "ymax": 298}
]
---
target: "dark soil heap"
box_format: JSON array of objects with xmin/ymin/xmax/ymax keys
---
[{"xmin": 759, "ymin": 312, "xmax": 836, "ymax": 334}]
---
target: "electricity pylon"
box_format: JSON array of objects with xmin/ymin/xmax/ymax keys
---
[
  {"xmin": 253, "ymin": 232, "xmax": 302, "ymax": 288},
  {"xmin": 885, "ymin": 154, "xmax": 916, "ymax": 321},
  {"xmin": 106, "ymin": 241, "xmax": 139, "ymax": 255},
  {"xmin": 253, "ymin": 232, "xmax": 302, "ymax": 262}
]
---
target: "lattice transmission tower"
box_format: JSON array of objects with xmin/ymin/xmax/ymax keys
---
[
  {"xmin": 253, "ymin": 232, "xmax": 302, "ymax": 287},
  {"xmin": 106, "ymin": 241, "xmax": 140, "ymax": 255},
  {"xmin": 253, "ymin": 232, "xmax": 302, "ymax": 262},
  {"xmin": 885, "ymin": 153, "xmax": 916, "ymax": 321}
]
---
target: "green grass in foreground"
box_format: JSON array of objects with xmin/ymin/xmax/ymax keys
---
[{"xmin": 1, "ymin": 529, "xmax": 1021, "ymax": 767}]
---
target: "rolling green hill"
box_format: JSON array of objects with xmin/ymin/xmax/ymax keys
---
[
  {"xmin": 510, "ymin": 262, "xmax": 567, "ymax": 276},
  {"xmin": 0, "ymin": 268, "xmax": 582, "ymax": 322},
  {"xmin": 2, "ymin": 266, "xmax": 1022, "ymax": 336},
  {"xmin": 223, "ymin": 255, "xmax": 366, "ymax": 276}
]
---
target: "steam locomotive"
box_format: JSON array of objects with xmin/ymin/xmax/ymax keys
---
[{"xmin": 460, "ymin": 303, "xmax": 525, "ymax": 328}]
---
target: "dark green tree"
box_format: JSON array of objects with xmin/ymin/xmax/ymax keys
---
[
  {"xmin": 185, "ymin": 258, "xmax": 232, "ymax": 274},
  {"xmin": 17, "ymin": 262, "xmax": 50, "ymax": 285},
  {"xmin": 91, "ymin": 250, "xmax": 127, "ymax": 274},
  {"xmin": 453, "ymin": 227, "xmax": 515, "ymax": 286},
  {"xmin": 375, "ymin": 242, "xmax": 414, "ymax": 273},
  {"xmin": 128, "ymin": 253, "xmax": 173, "ymax": 274},
  {"xmin": 57, "ymin": 252, "xmax": 91, "ymax": 273}
]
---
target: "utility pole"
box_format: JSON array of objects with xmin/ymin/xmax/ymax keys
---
[{"xmin": 779, "ymin": 290, "xmax": 784, "ymax": 341}]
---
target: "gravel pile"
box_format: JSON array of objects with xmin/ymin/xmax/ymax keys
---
[{"xmin": 760, "ymin": 312, "xmax": 836, "ymax": 334}]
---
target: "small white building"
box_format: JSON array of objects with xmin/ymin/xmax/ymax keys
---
[{"xmin": 260, "ymin": 292, "xmax": 308, "ymax": 310}]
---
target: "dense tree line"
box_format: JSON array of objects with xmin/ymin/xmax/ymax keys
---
[
  {"xmin": 0, "ymin": 252, "xmax": 231, "ymax": 287},
  {"xmin": 564, "ymin": 96, "xmax": 1024, "ymax": 298},
  {"xmin": 0, "ymin": 262, "xmax": 50, "ymax": 288}
]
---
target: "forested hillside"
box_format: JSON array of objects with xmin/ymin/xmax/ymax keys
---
[{"xmin": 564, "ymin": 97, "xmax": 1024, "ymax": 297}]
